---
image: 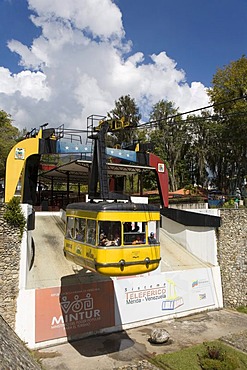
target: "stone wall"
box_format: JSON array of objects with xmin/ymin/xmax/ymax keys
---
[
  {"xmin": 217, "ymin": 208, "xmax": 247, "ymax": 307},
  {"xmin": 0, "ymin": 203, "xmax": 21, "ymax": 328},
  {"xmin": 0, "ymin": 315, "xmax": 42, "ymax": 370}
]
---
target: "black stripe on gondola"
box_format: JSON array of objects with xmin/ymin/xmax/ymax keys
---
[{"xmin": 66, "ymin": 201, "xmax": 160, "ymax": 212}]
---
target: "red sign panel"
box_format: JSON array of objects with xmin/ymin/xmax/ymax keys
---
[{"xmin": 35, "ymin": 281, "xmax": 115, "ymax": 343}]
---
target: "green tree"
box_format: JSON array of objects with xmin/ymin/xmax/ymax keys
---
[
  {"xmin": 207, "ymin": 56, "xmax": 247, "ymax": 192},
  {"xmin": 107, "ymin": 95, "xmax": 141, "ymax": 146},
  {"xmin": 185, "ymin": 111, "xmax": 212, "ymax": 188},
  {"xmin": 149, "ymin": 100, "xmax": 188, "ymax": 191},
  {"xmin": 0, "ymin": 110, "xmax": 19, "ymax": 178}
]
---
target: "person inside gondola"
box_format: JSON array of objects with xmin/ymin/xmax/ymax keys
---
[
  {"xmin": 75, "ymin": 228, "xmax": 83, "ymax": 241},
  {"xmin": 99, "ymin": 233, "xmax": 108, "ymax": 245},
  {"xmin": 132, "ymin": 235, "xmax": 142, "ymax": 244},
  {"xmin": 99, "ymin": 233, "xmax": 115, "ymax": 246},
  {"xmin": 114, "ymin": 233, "xmax": 120, "ymax": 246},
  {"xmin": 148, "ymin": 232, "xmax": 157, "ymax": 244}
]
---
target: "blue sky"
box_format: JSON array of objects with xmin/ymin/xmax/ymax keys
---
[
  {"xmin": 117, "ymin": 0, "xmax": 247, "ymax": 86},
  {"xmin": 0, "ymin": 0, "xmax": 247, "ymax": 130},
  {"xmin": 0, "ymin": 0, "xmax": 41, "ymax": 72}
]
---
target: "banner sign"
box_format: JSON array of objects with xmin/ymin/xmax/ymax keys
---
[
  {"xmin": 35, "ymin": 280, "xmax": 115, "ymax": 343},
  {"xmin": 114, "ymin": 268, "xmax": 215, "ymax": 324},
  {"xmin": 35, "ymin": 268, "xmax": 216, "ymax": 342}
]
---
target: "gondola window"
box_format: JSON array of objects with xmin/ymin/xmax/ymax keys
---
[
  {"xmin": 87, "ymin": 219, "xmax": 96, "ymax": 245},
  {"xmin": 66, "ymin": 217, "xmax": 75, "ymax": 239},
  {"xmin": 75, "ymin": 218, "xmax": 86, "ymax": 242},
  {"xmin": 98, "ymin": 221, "xmax": 121, "ymax": 246},
  {"xmin": 123, "ymin": 222, "xmax": 146, "ymax": 245},
  {"xmin": 148, "ymin": 221, "xmax": 159, "ymax": 244}
]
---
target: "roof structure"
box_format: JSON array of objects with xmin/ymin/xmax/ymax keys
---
[{"xmin": 38, "ymin": 158, "xmax": 156, "ymax": 185}]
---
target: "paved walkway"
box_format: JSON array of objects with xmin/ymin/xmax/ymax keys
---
[{"xmin": 39, "ymin": 309, "xmax": 247, "ymax": 370}]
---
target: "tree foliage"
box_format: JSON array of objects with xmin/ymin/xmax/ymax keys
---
[
  {"xmin": 184, "ymin": 111, "xmax": 212, "ymax": 188},
  {"xmin": 149, "ymin": 100, "xmax": 188, "ymax": 191},
  {"xmin": 0, "ymin": 110, "xmax": 19, "ymax": 178},
  {"xmin": 107, "ymin": 95, "xmax": 141, "ymax": 146},
  {"xmin": 143, "ymin": 56, "xmax": 247, "ymax": 193},
  {"xmin": 207, "ymin": 56, "xmax": 247, "ymax": 192},
  {"xmin": 3, "ymin": 196, "xmax": 26, "ymax": 237}
]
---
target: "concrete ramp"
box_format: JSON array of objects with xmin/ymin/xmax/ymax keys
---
[
  {"xmin": 26, "ymin": 213, "xmax": 76, "ymax": 289},
  {"xmin": 26, "ymin": 214, "xmax": 211, "ymax": 288},
  {"xmin": 159, "ymin": 228, "xmax": 211, "ymax": 272}
]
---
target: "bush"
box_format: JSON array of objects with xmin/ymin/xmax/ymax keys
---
[
  {"xmin": 236, "ymin": 306, "xmax": 247, "ymax": 314},
  {"xmin": 3, "ymin": 197, "xmax": 26, "ymax": 237},
  {"xmin": 223, "ymin": 199, "xmax": 235, "ymax": 208},
  {"xmin": 151, "ymin": 340, "xmax": 247, "ymax": 370},
  {"xmin": 169, "ymin": 196, "xmax": 206, "ymax": 204},
  {"xmin": 198, "ymin": 343, "xmax": 240, "ymax": 370}
]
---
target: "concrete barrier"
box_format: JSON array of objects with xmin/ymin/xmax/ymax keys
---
[{"xmin": 14, "ymin": 210, "xmax": 223, "ymax": 349}]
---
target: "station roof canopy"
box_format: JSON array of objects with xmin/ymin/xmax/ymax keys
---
[{"xmin": 38, "ymin": 158, "xmax": 155, "ymax": 185}]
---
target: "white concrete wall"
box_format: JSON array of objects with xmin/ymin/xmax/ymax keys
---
[
  {"xmin": 170, "ymin": 202, "xmax": 208, "ymax": 210},
  {"xmin": 14, "ymin": 265, "xmax": 223, "ymax": 349},
  {"xmin": 15, "ymin": 289, "xmax": 35, "ymax": 347},
  {"xmin": 14, "ymin": 207, "xmax": 223, "ymax": 349},
  {"xmin": 161, "ymin": 213, "xmax": 218, "ymax": 266}
]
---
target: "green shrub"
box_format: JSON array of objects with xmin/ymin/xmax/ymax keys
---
[
  {"xmin": 151, "ymin": 340, "xmax": 247, "ymax": 370},
  {"xmin": 236, "ymin": 306, "xmax": 247, "ymax": 314},
  {"xmin": 223, "ymin": 199, "xmax": 234, "ymax": 208},
  {"xmin": 169, "ymin": 196, "xmax": 205, "ymax": 204},
  {"xmin": 198, "ymin": 343, "xmax": 240, "ymax": 370},
  {"xmin": 3, "ymin": 197, "xmax": 26, "ymax": 237}
]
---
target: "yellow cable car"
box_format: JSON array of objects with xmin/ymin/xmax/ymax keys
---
[{"xmin": 64, "ymin": 201, "xmax": 161, "ymax": 276}]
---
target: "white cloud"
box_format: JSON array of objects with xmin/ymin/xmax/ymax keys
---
[
  {"xmin": 0, "ymin": 67, "xmax": 50, "ymax": 100},
  {"xmin": 0, "ymin": 0, "xmax": 209, "ymax": 131},
  {"xmin": 28, "ymin": 0, "xmax": 124, "ymax": 39}
]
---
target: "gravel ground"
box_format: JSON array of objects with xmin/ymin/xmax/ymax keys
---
[
  {"xmin": 221, "ymin": 330, "xmax": 247, "ymax": 354},
  {"xmin": 114, "ymin": 360, "xmax": 160, "ymax": 370}
]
